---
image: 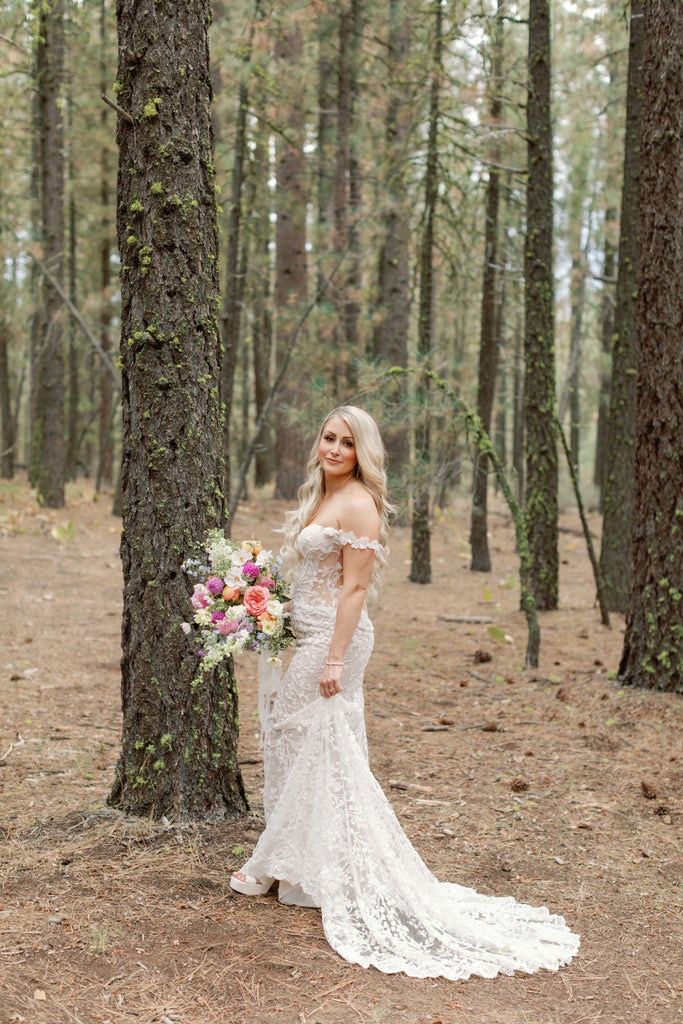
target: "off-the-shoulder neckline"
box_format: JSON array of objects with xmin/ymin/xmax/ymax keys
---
[{"xmin": 302, "ymin": 522, "xmax": 383, "ymax": 548}]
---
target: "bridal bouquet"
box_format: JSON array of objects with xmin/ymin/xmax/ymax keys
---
[{"xmin": 182, "ymin": 529, "xmax": 293, "ymax": 673}]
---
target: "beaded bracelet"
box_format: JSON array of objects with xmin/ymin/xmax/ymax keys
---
[{"xmin": 326, "ymin": 660, "xmax": 344, "ymax": 667}]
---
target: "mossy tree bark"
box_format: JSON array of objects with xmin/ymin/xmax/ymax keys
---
[
  {"xmin": 599, "ymin": 0, "xmax": 643, "ymax": 614},
  {"xmin": 524, "ymin": 0, "xmax": 558, "ymax": 610},
  {"xmin": 619, "ymin": 0, "xmax": 683, "ymax": 695},
  {"xmin": 31, "ymin": 0, "xmax": 65, "ymax": 509},
  {"xmin": 110, "ymin": 0, "xmax": 247, "ymax": 818}
]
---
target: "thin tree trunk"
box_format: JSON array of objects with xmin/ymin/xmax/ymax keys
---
[
  {"xmin": 97, "ymin": 0, "xmax": 114, "ymax": 490},
  {"xmin": 410, "ymin": 0, "xmax": 441, "ymax": 585},
  {"xmin": 65, "ymin": 85, "xmax": 79, "ymax": 483},
  {"xmin": 512, "ymin": 308, "xmax": 524, "ymax": 507},
  {"xmin": 470, "ymin": 0, "xmax": 503, "ymax": 573},
  {"xmin": 31, "ymin": 0, "xmax": 66, "ymax": 508},
  {"xmin": 220, "ymin": 2, "xmax": 259, "ymax": 503},
  {"xmin": 0, "ymin": 323, "xmax": 14, "ymax": 478},
  {"xmin": 599, "ymin": 0, "xmax": 643, "ymax": 614},
  {"xmin": 250, "ymin": 105, "xmax": 273, "ymax": 489},
  {"xmin": 524, "ymin": 0, "xmax": 558, "ymax": 610},
  {"xmin": 372, "ymin": 0, "xmax": 411, "ymax": 488},
  {"xmin": 274, "ymin": 23, "xmax": 309, "ymax": 500},
  {"xmin": 594, "ymin": 220, "xmax": 616, "ymax": 504}
]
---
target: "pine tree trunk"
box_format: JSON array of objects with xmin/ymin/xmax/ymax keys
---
[
  {"xmin": 221, "ymin": 8, "xmax": 257, "ymax": 505},
  {"xmin": 372, "ymin": 0, "xmax": 411, "ymax": 487},
  {"xmin": 97, "ymin": 0, "xmax": 114, "ymax": 490},
  {"xmin": 31, "ymin": 0, "xmax": 65, "ymax": 508},
  {"xmin": 599, "ymin": 0, "xmax": 643, "ymax": 614},
  {"xmin": 110, "ymin": 0, "xmax": 247, "ymax": 819},
  {"xmin": 250, "ymin": 107, "xmax": 274, "ymax": 488},
  {"xmin": 470, "ymin": 0, "xmax": 503, "ymax": 573},
  {"xmin": 619, "ymin": 0, "xmax": 683, "ymax": 694},
  {"xmin": 524, "ymin": 0, "xmax": 558, "ymax": 610},
  {"xmin": 594, "ymin": 221, "xmax": 616, "ymax": 504},
  {"xmin": 0, "ymin": 323, "xmax": 14, "ymax": 479},
  {"xmin": 410, "ymin": 0, "xmax": 441, "ymax": 585},
  {"xmin": 512, "ymin": 309, "xmax": 524, "ymax": 507},
  {"xmin": 274, "ymin": 23, "xmax": 309, "ymax": 500}
]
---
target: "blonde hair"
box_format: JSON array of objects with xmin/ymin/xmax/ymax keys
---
[{"xmin": 281, "ymin": 405, "xmax": 393, "ymax": 585}]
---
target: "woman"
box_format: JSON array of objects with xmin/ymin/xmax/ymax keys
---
[{"xmin": 231, "ymin": 406, "xmax": 580, "ymax": 980}]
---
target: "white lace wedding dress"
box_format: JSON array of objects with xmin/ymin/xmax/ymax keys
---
[{"xmin": 239, "ymin": 524, "xmax": 580, "ymax": 980}]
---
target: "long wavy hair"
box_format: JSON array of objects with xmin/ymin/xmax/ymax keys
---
[{"xmin": 281, "ymin": 406, "xmax": 393, "ymax": 586}]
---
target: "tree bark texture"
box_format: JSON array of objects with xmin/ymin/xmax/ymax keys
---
[
  {"xmin": 274, "ymin": 23, "xmax": 309, "ymax": 500},
  {"xmin": 249, "ymin": 106, "xmax": 274, "ymax": 488},
  {"xmin": 31, "ymin": 0, "xmax": 65, "ymax": 508},
  {"xmin": 97, "ymin": 0, "xmax": 114, "ymax": 490},
  {"xmin": 524, "ymin": 0, "xmax": 558, "ymax": 610},
  {"xmin": 594, "ymin": 221, "xmax": 616, "ymax": 505},
  {"xmin": 619, "ymin": 0, "xmax": 683, "ymax": 694},
  {"xmin": 0, "ymin": 323, "xmax": 14, "ymax": 479},
  {"xmin": 372, "ymin": 0, "xmax": 411, "ymax": 486},
  {"xmin": 470, "ymin": 0, "xmax": 503, "ymax": 573},
  {"xmin": 410, "ymin": 0, "xmax": 441, "ymax": 585},
  {"xmin": 220, "ymin": 4, "xmax": 258, "ymax": 505},
  {"xmin": 599, "ymin": 0, "xmax": 643, "ymax": 614},
  {"xmin": 111, "ymin": 0, "xmax": 247, "ymax": 818}
]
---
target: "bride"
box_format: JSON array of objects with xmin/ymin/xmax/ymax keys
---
[{"xmin": 230, "ymin": 405, "xmax": 580, "ymax": 980}]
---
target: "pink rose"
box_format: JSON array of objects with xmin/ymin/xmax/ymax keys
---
[
  {"xmin": 261, "ymin": 577, "xmax": 275, "ymax": 590},
  {"xmin": 243, "ymin": 585, "xmax": 270, "ymax": 618}
]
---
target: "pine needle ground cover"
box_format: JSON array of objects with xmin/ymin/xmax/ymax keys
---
[{"xmin": 0, "ymin": 479, "xmax": 680, "ymax": 1024}]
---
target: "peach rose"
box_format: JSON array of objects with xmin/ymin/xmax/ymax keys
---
[
  {"xmin": 243, "ymin": 585, "xmax": 270, "ymax": 618},
  {"xmin": 222, "ymin": 584, "xmax": 240, "ymax": 602}
]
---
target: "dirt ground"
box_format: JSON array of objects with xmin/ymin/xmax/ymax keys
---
[{"xmin": 0, "ymin": 475, "xmax": 681, "ymax": 1024}]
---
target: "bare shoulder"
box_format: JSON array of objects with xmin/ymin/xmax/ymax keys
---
[{"xmin": 337, "ymin": 483, "xmax": 380, "ymax": 541}]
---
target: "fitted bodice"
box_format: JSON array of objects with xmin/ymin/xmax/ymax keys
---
[{"xmin": 292, "ymin": 524, "xmax": 383, "ymax": 610}]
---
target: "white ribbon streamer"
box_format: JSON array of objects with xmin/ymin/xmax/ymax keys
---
[{"xmin": 257, "ymin": 651, "xmax": 282, "ymax": 747}]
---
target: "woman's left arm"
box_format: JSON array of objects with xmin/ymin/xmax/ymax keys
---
[{"xmin": 319, "ymin": 506, "xmax": 379, "ymax": 698}]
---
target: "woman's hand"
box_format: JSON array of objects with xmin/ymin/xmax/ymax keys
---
[{"xmin": 319, "ymin": 662, "xmax": 343, "ymax": 698}]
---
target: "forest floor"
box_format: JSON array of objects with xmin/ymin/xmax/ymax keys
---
[{"xmin": 0, "ymin": 475, "xmax": 681, "ymax": 1024}]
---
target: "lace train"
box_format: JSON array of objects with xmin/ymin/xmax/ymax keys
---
[{"xmin": 240, "ymin": 525, "xmax": 579, "ymax": 979}]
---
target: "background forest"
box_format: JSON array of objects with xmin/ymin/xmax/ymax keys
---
[
  {"xmin": 0, "ymin": 0, "xmax": 628, "ymax": 522},
  {"xmin": 1, "ymin": 4, "xmax": 682, "ymax": 1016},
  {"xmin": 1, "ymin": 0, "xmax": 682, "ymax": 728}
]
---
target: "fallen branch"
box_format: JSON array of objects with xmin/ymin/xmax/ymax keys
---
[
  {"xmin": 33, "ymin": 255, "xmax": 121, "ymax": 386},
  {"xmin": 437, "ymin": 614, "xmax": 493, "ymax": 624},
  {"xmin": 0, "ymin": 735, "xmax": 24, "ymax": 765}
]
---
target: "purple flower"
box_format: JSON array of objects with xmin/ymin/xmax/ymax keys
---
[
  {"xmin": 206, "ymin": 575, "xmax": 225, "ymax": 596},
  {"xmin": 242, "ymin": 561, "xmax": 260, "ymax": 581},
  {"xmin": 211, "ymin": 610, "xmax": 226, "ymax": 623}
]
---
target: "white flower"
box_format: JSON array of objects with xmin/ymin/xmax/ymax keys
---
[
  {"xmin": 266, "ymin": 600, "xmax": 283, "ymax": 620},
  {"xmin": 224, "ymin": 569, "xmax": 246, "ymax": 591},
  {"xmin": 180, "ymin": 621, "xmax": 192, "ymax": 635},
  {"xmin": 260, "ymin": 618, "xmax": 281, "ymax": 637},
  {"xmin": 224, "ymin": 605, "xmax": 247, "ymax": 622},
  {"xmin": 193, "ymin": 608, "xmax": 212, "ymax": 626}
]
